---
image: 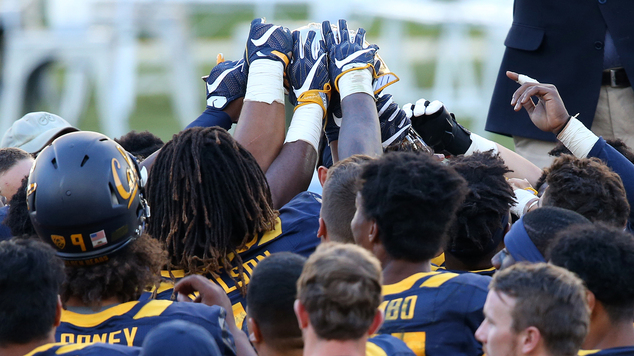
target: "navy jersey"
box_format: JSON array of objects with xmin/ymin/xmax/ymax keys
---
[
  {"xmin": 25, "ymin": 342, "xmax": 140, "ymax": 356},
  {"xmin": 140, "ymin": 191, "xmax": 321, "ymax": 328},
  {"xmin": 367, "ymin": 335, "xmax": 416, "ymax": 356},
  {"xmin": 56, "ymin": 300, "xmax": 235, "ymax": 355},
  {"xmin": 579, "ymin": 347, "xmax": 634, "ymax": 355},
  {"xmin": 377, "ymin": 271, "xmax": 490, "ymax": 356}
]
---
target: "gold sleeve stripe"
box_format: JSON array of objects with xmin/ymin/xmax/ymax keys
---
[
  {"xmin": 61, "ymin": 302, "xmax": 139, "ymax": 327},
  {"xmin": 382, "ymin": 272, "xmax": 439, "ymax": 296},
  {"xmin": 365, "ymin": 341, "xmax": 388, "ymax": 356},
  {"xmin": 419, "ymin": 273, "xmax": 460, "ymax": 288},
  {"xmin": 133, "ymin": 300, "xmax": 172, "ymax": 320}
]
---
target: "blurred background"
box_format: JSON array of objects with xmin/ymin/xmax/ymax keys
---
[{"xmin": 0, "ymin": 0, "xmax": 515, "ymax": 147}]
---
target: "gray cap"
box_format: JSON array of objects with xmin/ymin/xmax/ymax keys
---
[{"xmin": 1, "ymin": 112, "xmax": 78, "ymax": 153}]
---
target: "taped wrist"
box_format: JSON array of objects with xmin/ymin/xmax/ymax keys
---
[
  {"xmin": 511, "ymin": 188, "xmax": 539, "ymax": 217},
  {"xmin": 338, "ymin": 67, "xmax": 374, "ymax": 100},
  {"xmin": 464, "ymin": 133, "xmax": 498, "ymax": 156},
  {"xmin": 285, "ymin": 103, "xmax": 323, "ymax": 153},
  {"xmin": 556, "ymin": 117, "xmax": 599, "ymax": 158},
  {"xmin": 244, "ymin": 59, "xmax": 285, "ymax": 105}
]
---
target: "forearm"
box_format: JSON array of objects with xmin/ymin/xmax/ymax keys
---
[
  {"xmin": 338, "ymin": 93, "xmax": 382, "ymax": 159},
  {"xmin": 267, "ymin": 141, "xmax": 317, "ymax": 209},
  {"xmin": 233, "ymin": 60, "xmax": 286, "ymax": 173},
  {"xmin": 495, "ymin": 143, "xmax": 543, "ymax": 187}
]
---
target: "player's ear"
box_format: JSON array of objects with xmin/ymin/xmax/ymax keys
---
[
  {"xmin": 317, "ymin": 166, "xmax": 329, "ymax": 187},
  {"xmin": 294, "ymin": 299, "xmax": 310, "ymax": 330},
  {"xmin": 368, "ymin": 220, "xmax": 379, "ymax": 244},
  {"xmin": 54, "ymin": 295, "xmax": 63, "ymax": 327},
  {"xmin": 520, "ymin": 326, "xmax": 541, "ymax": 354},
  {"xmin": 367, "ymin": 308, "xmax": 384, "ymax": 335},
  {"xmin": 318, "ymin": 217, "xmax": 329, "ymax": 241},
  {"xmin": 586, "ymin": 290, "xmax": 596, "ymax": 314},
  {"xmin": 247, "ymin": 317, "xmax": 263, "ymax": 344}
]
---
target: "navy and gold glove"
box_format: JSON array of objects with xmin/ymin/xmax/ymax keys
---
[
  {"xmin": 321, "ymin": 19, "xmax": 378, "ymax": 93},
  {"xmin": 288, "ymin": 25, "xmax": 331, "ymax": 117}
]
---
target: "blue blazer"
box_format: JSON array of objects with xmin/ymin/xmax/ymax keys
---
[{"xmin": 485, "ymin": 1, "xmax": 634, "ymax": 141}]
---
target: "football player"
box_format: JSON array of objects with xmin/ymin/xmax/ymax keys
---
[
  {"xmin": 351, "ymin": 152, "xmax": 490, "ymax": 356},
  {"xmin": 0, "ymin": 238, "xmax": 141, "ymax": 356},
  {"xmin": 550, "ymin": 224, "xmax": 634, "ymax": 355},
  {"xmin": 27, "ymin": 131, "xmax": 249, "ymax": 354},
  {"xmin": 475, "ymin": 263, "xmax": 588, "ymax": 356},
  {"xmin": 245, "ymin": 251, "xmax": 414, "ymax": 356},
  {"xmin": 440, "ymin": 152, "xmax": 515, "ymax": 276}
]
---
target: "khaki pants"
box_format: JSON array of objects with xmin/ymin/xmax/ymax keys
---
[{"xmin": 514, "ymin": 85, "xmax": 634, "ymax": 169}]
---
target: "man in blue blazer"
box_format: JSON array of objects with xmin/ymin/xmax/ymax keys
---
[{"xmin": 486, "ymin": 1, "xmax": 634, "ymax": 168}]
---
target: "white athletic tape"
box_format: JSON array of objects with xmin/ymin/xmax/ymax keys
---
[
  {"xmin": 516, "ymin": 74, "xmax": 539, "ymax": 85},
  {"xmin": 557, "ymin": 117, "xmax": 599, "ymax": 158},
  {"xmin": 338, "ymin": 68, "xmax": 373, "ymax": 100},
  {"xmin": 465, "ymin": 133, "xmax": 498, "ymax": 156},
  {"xmin": 511, "ymin": 188, "xmax": 539, "ymax": 217},
  {"xmin": 285, "ymin": 103, "xmax": 323, "ymax": 153},
  {"xmin": 244, "ymin": 59, "xmax": 285, "ymax": 105}
]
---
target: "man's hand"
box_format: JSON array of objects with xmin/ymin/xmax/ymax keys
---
[
  {"xmin": 508, "ymin": 71, "xmax": 570, "ymax": 134},
  {"xmin": 244, "ymin": 18, "xmax": 293, "ymax": 69},
  {"xmin": 204, "ymin": 55, "xmax": 247, "ymax": 113},
  {"xmin": 174, "ymin": 275, "xmax": 235, "ymax": 325},
  {"xmin": 288, "ymin": 25, "xmax": 331, "ymax": 115},
  {"xmin": 404, "ymin": 98, "xmax": 472, "ymax": 155},
  {"xmin": 321, "ymin": 19, "xmax": 378, "ymax": 92}
]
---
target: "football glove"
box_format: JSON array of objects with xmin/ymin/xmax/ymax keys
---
[
  {"xmin": 372, "ymin": 54, "xmax": 400, "ymax": 96},
  {"xmin": 404, "ymin": 99, "xmax": 472, "ymax": 155},
  {"xmin": 377, "ymin": 93, "xmax": 412, "ymax": 148},
  {"xmin": 288, "ymin": 25, "xmax": 331, "ymax": 117},
  {"xmin": 321, "ymin": 19, "xmax": 378, "ymax": 93},
  {"xmin": 244, "ymin": 18, "xmax": 293, "ymax": 69},
  {"xmin": 203, "ymin": 54, "xmax": 247, "ymax": 110}
]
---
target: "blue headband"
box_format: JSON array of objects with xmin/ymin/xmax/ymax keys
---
[{"xmin": 504, "ymin": 216, "xmax": 546, "ymax": 263}]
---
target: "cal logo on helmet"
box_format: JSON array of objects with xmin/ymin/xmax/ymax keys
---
[{"xmin": 51, "ymin": 235, "xmax": 66, "ymax": 250}]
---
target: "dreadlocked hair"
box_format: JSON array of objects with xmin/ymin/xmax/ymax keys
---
[
  {"xmin": 446, "ymin": 151, "xmax": 515, "ymax": 264},
  {"xmin": 146, "ymin": 127, "xmax": 278, "ymax": 294}
]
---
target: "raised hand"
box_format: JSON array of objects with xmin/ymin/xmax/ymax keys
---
[
  {"xmin": 404, "ymin": 98, "xmax": 472, "ymax": 155},
  {"xmin": 507, "ymin": 71, "xmax": 570, "ymax": 134},
  {"xmin": 321, "ymin": 19, "xmax": 378, "ymax": 92},
  {"xmin": 288, "ymin": 24, "xmax": 331, "ymax": 116},
  {"xmin": 244, "ymin": 18, "xmax": 293, "ymax": 69},
  {"xmin": 204, "ymin": 55, "xmax": 247, "ymax": 110}
]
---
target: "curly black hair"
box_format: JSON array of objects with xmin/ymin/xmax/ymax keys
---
[
  {"xmin": 61, "ymin": 234, "xmax": 166, "ymax": 309},
  {"xmin": 550, "ymin": 223, "xmax": 634, "ymax": 323},
  {"xmin": 115, "ymin": 130, "xmax": 164, "ymax": 160},
  {"xmin": 445, "ymin": 152, "xmax": 515, "ymax": 266},
  {"xmin": 542, "ymin": 155, "xmax": 629, "ymax": 227},
  {"xmin": 358, "ymin": 152, "xmax": 467, "ymax": 262},
  {"xmin": 536, "ymin": 138, "xmax": 634, "ymax": 192}
]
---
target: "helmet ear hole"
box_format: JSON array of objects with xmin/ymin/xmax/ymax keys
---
[
  {"xmin": 51, "ymin": 158, "xmax": 57, "ymax": 169},
  {"xmin": 109, "ymin": 183, "xmax": 120, "ymax": 206},
  {"xmin": 80, "ymin": 155, "xmax": 90, "ymax": 167}
]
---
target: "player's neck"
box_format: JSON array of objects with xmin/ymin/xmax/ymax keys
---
[
  {"xmin": 257, "ymin": 342, "xmax": 303, "ymax": 356},
  {"xmin": 65, "ymin": 296, "xmax": 122, "ymax": 309},
  {"xmin": 381, "ymin": 258, "xmax": 432, "ymax": 285},
  {"xmin": 0, "ymin": 333, "xmax": 55, "ymax": 356},
  {"xmin": 303, "ymin": 333, "xmax": 366, "ymax": 356},
  {"xmin": 583, "ymin": 312, "xmax": 634, "ymax": 350},
  {"xmin": 443, "ymin": 251, "xmax": 493, "ymax": 272}
]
